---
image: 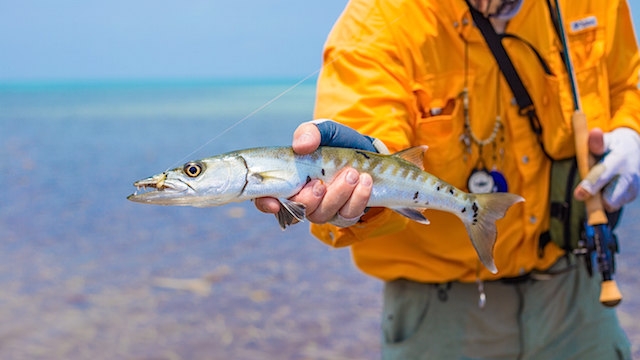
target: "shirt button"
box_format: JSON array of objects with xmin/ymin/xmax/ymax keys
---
[
  {"xmin": 530, "ymin": 215, "xmax": 537, "ymax": 224},
  {"xmin": 522, "ymin": 155, "xmax": 529, "ymax": 164}
]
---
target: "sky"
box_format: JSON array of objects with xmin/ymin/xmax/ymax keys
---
[
  {"xmin": 0, "ymin": 1, "xmax": 348, "ymax": 82},
  {"xmin": 1, "ymin": 1, "xmax": 640, "ymax": 83}
]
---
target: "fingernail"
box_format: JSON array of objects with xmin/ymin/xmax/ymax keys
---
[
  {"xmin": 345, "ymin": 170, "xmax": 359, "ymax": 185},
  {"xmin": 298, "ymin": 131, "xmax": 314, "ymax": 144},
  {"xmin": 574, "ymin": 187, "xmax": 589, "ymax": 201},
  {"xmin": 313, "ymin": 181, "xmax": 326, "ymax": 197},
  {"xmin": 360, "ymin": 174, "xmax": 372, "ymax": 187}
]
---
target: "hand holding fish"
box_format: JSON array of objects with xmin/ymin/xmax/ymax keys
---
[{"xmin": 254, "ymin": 120, "xmax": 375, "ymax": 227}]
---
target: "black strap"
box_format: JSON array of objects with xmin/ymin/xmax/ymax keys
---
[
  {"xmin": 465, "ymin": 1, "xmax": 545, "ymax": 144},
  {"xmin": 466, "ymin": 4, "xmax": 533, "ymax": 112},
  {"xmin": 500, "ymin": 34, "xmax": 554, "ymax": 76}
]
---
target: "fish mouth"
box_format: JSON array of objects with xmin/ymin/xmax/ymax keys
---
[
  {"xmin": 127, "ymin": 173, "xmax": 191, "ymax": 204},
  {"xmin": 133, "ymin": 173, "xmax": 170, "ymax": 190}
]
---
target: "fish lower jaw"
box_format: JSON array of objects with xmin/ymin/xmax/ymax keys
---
[{"xmin": 132, "ymin": 187, "xmax": 154, "ymax": 197}]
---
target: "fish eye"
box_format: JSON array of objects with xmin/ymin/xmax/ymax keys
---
[{"xmin": 183, "ymin": 162, "xmax": 204, "ymax": 177}]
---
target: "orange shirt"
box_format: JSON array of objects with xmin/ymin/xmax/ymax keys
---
[{"xmin": 310, "ymin": 0, "xmax": 640, "ymax": 282}]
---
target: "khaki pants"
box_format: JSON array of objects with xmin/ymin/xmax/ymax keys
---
[{"xmin": 382, "ymin": 258, "xmax": 631, "ymax": 360}]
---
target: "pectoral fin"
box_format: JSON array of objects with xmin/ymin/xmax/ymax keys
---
[
  {"xmin": 391, "ymin": 207, "xmax": 430, "ymax": 225},
  {"xmin": 275, "ymin": 199, "xmax": 306, "ymax": 229}
]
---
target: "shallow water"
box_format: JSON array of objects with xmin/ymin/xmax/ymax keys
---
[{"xmin": 0, "ymin": 81, "xmax": 638, "ymax": 359}]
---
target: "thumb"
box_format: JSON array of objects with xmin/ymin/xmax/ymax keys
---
[
  {"xmin": 573, "ymin": 128, "xmax": 606, "ymax": 201},
  {"xmin": 292, "ymin": 122, "xmax": 322, "ymax": 155},
  {"xmin": 588, "ymin": 128, "xmax": 606, "ymax": 157}
]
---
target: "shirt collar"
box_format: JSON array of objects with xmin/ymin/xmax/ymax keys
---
[{"xmin": 446, "ymin": 0, "xmax": 536, "ymax": 38}]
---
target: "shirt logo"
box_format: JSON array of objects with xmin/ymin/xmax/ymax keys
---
[{"xmin": 570, "ymin": 16, "xmax": 598, "ymax": 33}]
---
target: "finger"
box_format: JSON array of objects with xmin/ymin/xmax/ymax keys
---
[
  {"xmin": 602, "ymin": 175, "xmax": 638, "ymax": 212},
  {"xmin": 573, "ymin": 185, "xmax": 591, "ymax": 201},
  {"xmin": 573, "ymin": 162, "xmax": 608, "ymax": 200},
  {"xmin": 338, "ymin": 173, "xmax": 373, "ymax": 219},
  {"xmin": 292, "ymin": 122, "xmax": 321, "ymax": 154},
  {"xmin": 307, "ymin": 168, "xmax": 360, "ymax": 223},
  {"xmin": 588, "ymin": 128, "xmax": 606, "ymax": 157},
  {"xmin": 288, "ymin": 179, "xmax": 326, "ymax": 215},
  {"xmin": 254, "ymin": 197, "xmax": 282, "ymax": 214},
  {"xmin": 574, "ymin": 128, "xmax": 607, "ymax": 201},
  {"xmin": 577, "ymin": 145, "xmax": 628, "ymax": 198}
]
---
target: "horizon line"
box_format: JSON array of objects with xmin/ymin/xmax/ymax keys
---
[{"xmin": 0, "ymin": 76, "xmax": 319, "ymax": 89}]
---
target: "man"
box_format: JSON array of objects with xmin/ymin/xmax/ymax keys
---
[{"xmin": 256, "ymin": 0, "xmax": 640, "ymax": 358}]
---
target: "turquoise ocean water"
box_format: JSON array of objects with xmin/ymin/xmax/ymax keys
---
[{"xmin": 0, "ymin": 80, "xmax": 638, "ymax": 359}]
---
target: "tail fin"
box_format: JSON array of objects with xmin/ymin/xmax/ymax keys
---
[{"xmin": 464, "ymin": 193, "xmax": 524, "ymax": 274}]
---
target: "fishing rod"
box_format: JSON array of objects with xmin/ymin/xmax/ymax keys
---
[{"xmin": 553, "ymin": 0, "xmax": 622, "ymax": 307}]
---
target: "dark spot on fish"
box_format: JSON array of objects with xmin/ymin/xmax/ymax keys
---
[
  {"xmin": 321, "ymin": 169, "xmax": 326, "ymax": 176},
  {"xmin": 436, "ymin": 186, "xmax": 441, "ymax": 191},
  {"xmin": 448, "ymin": 188, "xmax": 454, "ymax": 195},
  {"xmin": 424, "ymin": 201, "xmax": 430, "ymax": 206},
  {"xmin": 461, "ymin": 207, "xmax": 467, "ymax": 213},
  {"xmin": 306, "ymin": 176, "xmax": 312, "ymax": 184},
  {"xmin": 471, "ymin": 201, "xmax": 480, "ymax": 220},
  {"xmin": 356, "ymin": 150, "xmax": 370, "ymax": 159},
  {"xmin": 473, "ymin": 219, "xmax": 478, "ymax": 224},
  {"xmin": 413, "ymin": 191, "xmax": 419, "ymax": 200}
]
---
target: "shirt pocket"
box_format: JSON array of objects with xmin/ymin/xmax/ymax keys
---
[
  {"xmin": 535, "ymin": 72, "xmax": 575, "ymax": 159},
  {"xmin": 413, "ymin": 72, "xmax": 466, "ymax": 163},
  {"xmin": 567, "ymin": 17, "xmax": 604, "ymax": 71}
]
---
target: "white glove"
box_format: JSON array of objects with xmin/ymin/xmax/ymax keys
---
[{"xmin": 577, "ymin": 127, "xmax": 640, "ymax": 211}]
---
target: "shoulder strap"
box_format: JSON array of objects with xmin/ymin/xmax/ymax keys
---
[
  {"xmin": 465, "ymin": 1, "xmax": 546, "ymax": 149},
  {"xmin": 468, "ymin": 9, "xmax": 534, "ymax": 114}
]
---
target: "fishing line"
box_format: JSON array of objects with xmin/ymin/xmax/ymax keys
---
[
  {"xmin": 165, "ymin": 70, "xmax": 320, "ymax": 172},
  {"xmin": 165, "ymin": 12, "xmax": 404, "ymax": 172}
]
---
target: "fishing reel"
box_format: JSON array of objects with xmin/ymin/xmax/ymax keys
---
[
  {"xmin": 575, "ymin": 223, "xmax": 619, "ymax": 276},
  {"xmin": 573, "ymin": 210, "xmax": 622, "ymax": 307}
]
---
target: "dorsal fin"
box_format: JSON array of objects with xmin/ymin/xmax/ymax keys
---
[{"xmin": 392, "ymin": 146, "xmax": 428, "ymax": 170}]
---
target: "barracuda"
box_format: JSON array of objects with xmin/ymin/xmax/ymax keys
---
[{"xmin": 128, "ymin": 146, "xmax": 524, "ymax": 273}]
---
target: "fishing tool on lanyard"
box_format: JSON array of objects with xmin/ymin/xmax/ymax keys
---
[
  {"xmin": 553, "ymin": 0, "xmax": 622, "ymax": 307},
  {"xmin": 459, "ymin": 21, "xmax": 509, "ymax": 194}
]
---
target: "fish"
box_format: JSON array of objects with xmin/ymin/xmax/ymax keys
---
[{"xmin": 128, "ymin": 146, "xmax": 524, "ymax": 273}]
